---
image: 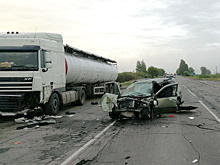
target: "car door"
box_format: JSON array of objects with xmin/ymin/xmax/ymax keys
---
[{"xmin": 154, "ymin": 83, "xmax": 178, "ymax": 113}]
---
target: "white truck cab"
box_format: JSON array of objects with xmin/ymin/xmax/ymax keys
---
[{"xmin": 0, "ymin": 32, "xmax": 119, "ymax": 115}]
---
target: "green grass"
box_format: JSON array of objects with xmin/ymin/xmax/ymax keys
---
[
  {"xmin": 120, "ymin": 80, "xmax": 135, "ymax": 86},
  {"xmin": 190, "ymin": 74, "xmax": 220, "ymax": 81}
]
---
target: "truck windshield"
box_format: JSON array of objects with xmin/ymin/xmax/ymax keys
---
[{"xmin": 0, "ymin": 51, "xmax": 38, "ymax": 71}]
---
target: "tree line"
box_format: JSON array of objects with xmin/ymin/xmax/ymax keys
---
[
  {"xmin": 117, "ymin": 60, "xmax": 165, "ymax": 83},
  {"xmin": 176, "ymin": 59, "xmax": 211, "ymax": 76}
]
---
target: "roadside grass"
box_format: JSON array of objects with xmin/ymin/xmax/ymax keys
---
[
  {"xmin": 120, "ymin": 80, "xmax": 135, "ymax": 86},
  {"xmin": 120, "ymin": 76, "xmax": 165, "ymax": 87},
  {"xmin": 189, "ymin": 74, "xmax": 220, "ymax": 81}
]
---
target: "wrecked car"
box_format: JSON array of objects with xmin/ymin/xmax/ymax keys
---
[{"xmin": 101, "ymin": 78, "xmax": 185, "ymax": 119}]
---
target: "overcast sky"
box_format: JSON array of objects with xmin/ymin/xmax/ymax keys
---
[{"xmin": 1, "ymin": 0, "xmax": 220, "ymax": 74}]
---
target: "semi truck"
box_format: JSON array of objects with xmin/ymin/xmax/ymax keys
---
[{"xmin": 0, "ymin": 32, "xmax": 119, "ymax": 115}]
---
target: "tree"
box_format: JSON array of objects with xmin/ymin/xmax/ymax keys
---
[
  {"xmin": 178, "ymin": 59, "xmax": 188, "ymax": 75},
  {"xmin": 188, "ymin": 67, "xmax": 195, "ymax": 74},
  {"xmin": 148, "ymin": 66, "xmax": 159, "ymax": 78},
  {"xmin": 141, "ymin": 60, "xmax": 146, "ymax": 72},
  {"xmin": 176, "ymin": 68, "xmax": 180, "ymax": 75},
  {"xmin": 183, "ymin": 71, "xmax": 190, "ymax": 76},
  {"xmin": 136, "ymin": 61, "xmax": 142, "ymax": 72},
  {"xmin": 200, "ymin": 66, "xmax": 211, "ymax": 75},
  {"xmin": 136, "ymin": 60, "xmax": 147, "ymax": 72},
  {"xmin": 158, "ymin": 68, "xmax": 165, "ymax": 76},
  {"xmin": 206, "ymin": 69, "xmax": 211, "ymax": 74}
]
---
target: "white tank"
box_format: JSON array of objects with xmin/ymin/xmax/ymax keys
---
[{"xmin": 65, "ymin": 53, "xmax": 118, "ymax": 84}]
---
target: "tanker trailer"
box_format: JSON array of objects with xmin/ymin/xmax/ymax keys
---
[
  {"xmin": 63, "ymin": 45, "xmax": 119, "ymax": 105},
  {"xmin": 0, "ymin": 32, "xmax": 119, "ymax": 116}
]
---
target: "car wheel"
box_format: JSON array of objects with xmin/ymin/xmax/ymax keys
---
[
  {"xmin": 109, "ymin": 107, "xmax": 119, "ymax": 119},
  {"xmin": 176, "ymin": 97, "xmax": 181, "ymax": 112}
]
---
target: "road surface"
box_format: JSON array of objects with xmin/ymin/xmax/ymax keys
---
[{"xmin": 0, "ymin": 77, "xmax": 220, "ymax": 165}]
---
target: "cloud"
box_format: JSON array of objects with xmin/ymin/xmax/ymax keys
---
[{"xmin": 0, "ymin": 0, "xmax": 220, "ymax": 73}]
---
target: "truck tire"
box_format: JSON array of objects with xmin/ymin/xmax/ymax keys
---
[
  {"xmin": 76, "ymin": 89, "xmax": 86, "ymax": 105},
  {"xmin": 105, "ymin": 85, "xmax": 109, "ymax": 93},
  {"xmin": 43, "ymin": 93, "xmax": 60, "ymax": 115}
]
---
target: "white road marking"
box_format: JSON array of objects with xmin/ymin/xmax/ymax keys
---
[
  {"xmin": 199, "ymin": 100, "xmax": 220, "ymax": 123},
  {"xmin": 182, "ymin": 85, "xmax": 187, "ymax": 88},
  {"xmin": 60, "ymin": 120, "xmax": 116, "ymax": 165},
  {"xmin": 187, "ymin": 89, "xmax": 196, "ymax": 97}
]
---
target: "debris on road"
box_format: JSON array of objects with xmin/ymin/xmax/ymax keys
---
[
  {"xmin": 65, "ymin": 111, "xmax": 76, "ymax": 115},
  {"xmin": 16, "ymin": 118, "xmax": 57, "ymax": 130},
  {"xmin": 50, "ymin": 116, "xmax": 63, "ymax": 119},
  {"xmin": 192, "ymin": 159, "xmax": 198, "ymax": 163},
  {"xmin": 76, "ymin": 159, "xmax": 91, "ymax": 165},
  {"xmin": 125, "ymin": 156, "xmax": 131, "ymax": 159},
  {"xmin": 91, "ymin": 101, "xmax": 98, "ymax": 105},
  {"xmin": 189, "ymin": 117, "xmax": 195, "ymax": 120},
  {"xmin": 178, "ymin": 106, "xmax": 198, "ymax": 111},
  {"xmin": 15, "ymin": 117, "xmax": 29, "ymax": 123},
  {"xmin": 13, "ymin": 141, "xmax": 21, "ymax": 145},
  {"xmin": 66, "ymin": 115, "xmax": 74, "ymax": 117},
  {"xmin": 169, "ymin": 115, "xmax": 174, "ymax": 117}
]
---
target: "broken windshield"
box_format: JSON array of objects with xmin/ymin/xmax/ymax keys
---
[
  {"xmin": 0, "ymin": 51, "xmax": 38, "ymax": 71},
  {"xmin": 121, "ymin": 82, "xmax": 153, "ymax": 97}
]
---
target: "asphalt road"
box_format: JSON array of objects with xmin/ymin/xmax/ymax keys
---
[{"xmin": 1, "ymin": 77, "xmax": 220, "ymax": 165}]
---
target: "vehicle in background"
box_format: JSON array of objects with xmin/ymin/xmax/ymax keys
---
[
  {"xmin": 101, "ymin": 78, "xmax": 194, "ymax": 119},
  {"xmin": 166, "ymin": 74, "xmax": 174, "ymax": 79},
  {"xmin": 0, "ymin": 32, "xmax": 119, "ymax": 116}
]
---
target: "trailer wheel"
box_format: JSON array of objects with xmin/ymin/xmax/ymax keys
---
[
  {"xmin": 105, "ymin": 85, "xmax": 109, "ymax": 93},
  {"xmin": 43, "ymin": 92, "xmax": 60, "ymax": 115},
  {"xmin": 76, "ymin": 89, "xmax": 86, "ymax": 105}
]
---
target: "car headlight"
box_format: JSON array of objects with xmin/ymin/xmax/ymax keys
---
[{"xmin": 153, "ymin": 100, "xmax": 158, "ymax": 106}]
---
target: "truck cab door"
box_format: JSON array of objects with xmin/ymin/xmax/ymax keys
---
[
  {"xmin": 155, "ymin": 83, "xmax": 178, "ymax": 113},
  {"xmin": 40, "ymin": 50, "xmax": 65, "ymax": 103}
]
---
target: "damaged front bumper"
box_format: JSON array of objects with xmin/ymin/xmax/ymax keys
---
[{"xmin": 101, "ymin": 93, "xmax": 154, "ymax": 119}]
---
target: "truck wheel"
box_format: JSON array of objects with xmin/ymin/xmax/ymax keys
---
[
  {"xmin": 105, "ymin": 85, "xmax": 109, "ymax": 93},
  {"xmin": 44, "ymin": 93, "xmax": 60, "ymax": 115},
  {"xmin": 76, "ymin": 89, "xmax": 86, "ymax": 105}
]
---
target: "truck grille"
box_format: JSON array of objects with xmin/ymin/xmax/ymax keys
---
[
  {"xmin": 0, "ymin": 77, "xmax": 33, "ymax": 92},
  {"xmin": 0, "ymin": 95, "xmax": 22, "ymax": 112}
]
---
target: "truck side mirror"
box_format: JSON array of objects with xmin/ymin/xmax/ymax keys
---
[{"xmin": 45, "ymin": 52, "xmax": 53, "ymax": 68}]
